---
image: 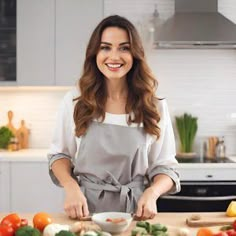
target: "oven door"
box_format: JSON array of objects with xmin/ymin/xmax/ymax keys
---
[{"xmin": 157, "ymin": 181, "xmax": 236, "ymax": 212}]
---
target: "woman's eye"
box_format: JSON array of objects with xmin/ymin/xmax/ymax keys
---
[
  {"xmin": 100, "ymin": 46, "xmax": 110, "ymax": 51},
  {"xmin": 120, "ymin": 46, "xmax": 130, "ymax": 51}
]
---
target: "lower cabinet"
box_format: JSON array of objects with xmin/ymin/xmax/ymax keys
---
[
  {"xmin": 0, "ymin": 161, "xmax": 64, "ymax": 213},
  {"xmin": 0, "ymin": 162, "xmax": 11, "ymax": 212}
]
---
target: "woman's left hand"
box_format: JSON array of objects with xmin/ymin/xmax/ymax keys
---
[{"xmin": 135, "ymin": 187, "xmax": 159, "ymax": 220}]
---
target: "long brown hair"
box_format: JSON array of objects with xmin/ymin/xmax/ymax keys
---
[{"xmin": 74, "ymin": 15, "xmax": 161, "ymax": 138}]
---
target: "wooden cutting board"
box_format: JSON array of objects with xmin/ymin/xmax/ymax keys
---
[{"xmin": 186, "ymin": 214, "xmax": 235, "ymax": 227}]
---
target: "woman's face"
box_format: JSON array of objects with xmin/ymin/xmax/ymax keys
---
[{"xmin": 96, "ymin": 27, "xmax": 133, "ymax": 82}]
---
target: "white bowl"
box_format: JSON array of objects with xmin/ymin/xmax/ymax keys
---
[{"xmin": 91, "ymin": 212, "xmax": 133, "ymax": 234}]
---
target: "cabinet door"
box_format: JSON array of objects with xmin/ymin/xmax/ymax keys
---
[
  {"xmin": 55, "ymin": 0, "xmax": 104, "ymax": 86},
  {"xmin": 11, "ymin": 162, "xmax": 64, "ymax": 212},
  {"xmin": 17, "ymin": 0, "xmax": 55, "ymax": 85},
  {"xmin": 0, "ymin": 162, "xmax": 10, "ymax": 212}
]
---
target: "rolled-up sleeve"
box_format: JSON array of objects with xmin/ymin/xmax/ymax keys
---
[
  {"xmin": 47, "ymin": 89, "xmax": 78, "ymax": 186},
  {"xmin": 146, "ymin": 99, "xmax": 180, "ymax": 194}
]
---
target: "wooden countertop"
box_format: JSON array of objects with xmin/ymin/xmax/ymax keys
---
[{"xmin": 0, "ymin": 212, "xmax": 235, "ymax": 235}]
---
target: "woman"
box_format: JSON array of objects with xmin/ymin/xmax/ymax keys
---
[{"xmin": 48, "ymin": 15, "xmax": 180, "ymax": 220}]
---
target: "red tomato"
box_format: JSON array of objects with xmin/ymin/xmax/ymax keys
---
[
  {"xmin": 226, "ymin": 229, "xmax": 236, "ymax": 236},
  {"xmin": 233, "ymin": 220, "xmax": 236, "ymax": 231},
  {"xmin": 0, "ymin": 224, "xmax": 14, "ymax": 236},
  {"xmin": 0, "ymin": 213, "xmax": 21, "ymax": 231}
]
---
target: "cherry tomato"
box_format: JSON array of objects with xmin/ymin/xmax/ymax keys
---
[
  {"xmin": 0, "ymin": 224, "xmax": 14, "ymax": 236},
  {"xmin": 225, "ymin": 229, "xmax": 236, "ymax": 236},
  {"xmin": 233, "ymin": 220, "xmax": 236, "ymax": 231},
  {"xmin": 33, "ymin": 212, "xmax": 52, "ymax": 232},
  {"xmin": 0, "ymin": 213, "xmax": 21, "ymax": 231},
  {"xmin": 20, "ymin": 218, "xmax": 28, "ymax": 227}
]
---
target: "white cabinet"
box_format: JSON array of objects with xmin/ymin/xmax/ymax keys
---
[
  {"xmin": 10, "ymin": 161, "xmax": 64, "ymax": 212},
  {"xmin": 0, "ymin": 162, "xmax": 10, "ymax": 212},
  {"xmin": 16, "ymin": 0, "xmax": 103, "ymax": 86},
  {"xmin": 0, "ymin": 161, "xmax": 64, "ymax": 212},
  {"xmin": 17, "ymin": 0, "xmax": 55, "ymax": 85},
  {"xmin": 55, "ymin": 0, "xmax": 104, "ymax": 85}
]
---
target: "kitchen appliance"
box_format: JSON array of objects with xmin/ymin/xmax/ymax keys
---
[
  {"xmin": 157, "ymin": 157, "xmax": 236, "ymax": 212},
  {"xmin": 154, "ymin": 0, "xmax": 236, "ymax": 48}
]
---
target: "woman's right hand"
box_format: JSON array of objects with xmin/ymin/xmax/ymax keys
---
[{"xmin": 63, "ymin": 181, "xmax": 89, "ymax": 219}]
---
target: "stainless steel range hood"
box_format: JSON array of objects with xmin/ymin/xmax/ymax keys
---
[{"xmin": 154, "ymin": 0, "xmax": 236, "ymax": 49}]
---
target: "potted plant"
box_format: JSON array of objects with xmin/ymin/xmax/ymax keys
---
[
  {"xmin": 0, "ymin": 126, "xmax": 14, "ymax": 150},
  {"xmin": 175, "ymin": 113, "xmax": 198, "ymax": 157}
]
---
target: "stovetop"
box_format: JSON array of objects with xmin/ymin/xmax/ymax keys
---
[{"xmin": 176, "ymin": 156, "xmax": 234, "ymax": 163}]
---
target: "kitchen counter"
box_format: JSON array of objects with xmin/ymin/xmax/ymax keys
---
[
  {"xmin": 0, "ymin": 149, "xmax": 236, "ymax": 181},
  {"xmin": 0, "ymin": 149, "xmax": 236, "ymax": 165},
  {"xmin": 0, "ymin": 148, "xmax": 48, "ymax": 161},
  {"xmin": 0, "ymin": 212, "xmax": 233, "ymax": 235}
]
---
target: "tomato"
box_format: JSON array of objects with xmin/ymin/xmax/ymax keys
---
[
  {"xmin": 0, "ymin": 224, "xmax": 14, "ymax": 236},
  {"xmin": 233, "ymin": 220, "xmax": 236, "ymax": 231},
  {"xmin": 225, "ymin": 229, "xmax": 236, "ymax": 236},
  {"xmin": 0, "ymin": 213, "xmax": 21, "ymax": 231},
  {"xmin": 33, "ymin": 212, "xmax": 52, "ymax": 232}
]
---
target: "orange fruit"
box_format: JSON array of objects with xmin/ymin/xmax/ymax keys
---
[
  {"xmin": 33, "ymin": 212, "xmax": 52, "ymax": 232},
  {"xmin": 197, "ymin": 228, "xmax": 214, "ymax": 236}
]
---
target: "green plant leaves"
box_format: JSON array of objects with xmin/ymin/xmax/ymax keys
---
[
  {"xmin": 0, "ymin": 126, "xmax": 14, "ymax": 149},
  {"xmin": 175, "ymin": 113, "xmax": 198, "ymax": 153}
]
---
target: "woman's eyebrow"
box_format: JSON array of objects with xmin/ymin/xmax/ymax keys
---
[{"xmin": 100, "ymin": 42, "xmax": 130, "ymax": 45}]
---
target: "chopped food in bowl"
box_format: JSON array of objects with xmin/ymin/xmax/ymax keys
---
[{"xmin": 91, "ymin": 212, "xmax": 132, "ymax": 234}]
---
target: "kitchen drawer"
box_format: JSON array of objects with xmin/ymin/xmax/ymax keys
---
[{"xmin": 178, "ymin": 167, "xmax": 236, "ymax": 181}]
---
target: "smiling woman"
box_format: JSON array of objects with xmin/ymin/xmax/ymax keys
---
[{"xmin": 48, "ymin": 15, "xmax": 180, "ymax": 220}]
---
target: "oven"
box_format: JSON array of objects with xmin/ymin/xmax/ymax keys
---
[
  {"xmin": 157, "ymin": 181, "xmax": 236, "ymax": 212},
  {"xmin": 157, "ymin": 157, "xmax": 236, "ymax": 212}
]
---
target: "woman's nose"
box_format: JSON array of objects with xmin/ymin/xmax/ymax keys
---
[{"xmin": 109, "ymin": 49, "xmax": 120, "ymax": 59}]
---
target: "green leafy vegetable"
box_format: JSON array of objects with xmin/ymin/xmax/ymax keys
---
[
  {"xmin": 0, "ymin": 126, "xmax": 14, "ymax": 149},
  {"xmin": 55, "ymin": 230, "xmax": 76, "ymax": 236},
  {"xmin": 175, "ymin": 113, "xmax": 198, "ymax": 153},
  {"xmin": 15, "ymin": 225, "xmax": 41, "ymax": 236}
]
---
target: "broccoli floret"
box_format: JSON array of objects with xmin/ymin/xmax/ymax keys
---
[
  {"xmin": 15, "ymin": 226, "xmax": 41, "ymax": 236},
  {"xmin": 55, "ymin": 230, "xmax": 76, "ymax": 236}
]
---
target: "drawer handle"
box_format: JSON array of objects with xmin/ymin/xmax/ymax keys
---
[{"xmin": 206, "ymin": 175, "xmax": 213, "ymax": 178}]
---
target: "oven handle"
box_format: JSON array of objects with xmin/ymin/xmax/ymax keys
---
[{"xmin": 160, "ymin": 195, "xmax": 236, "ymax": 201}]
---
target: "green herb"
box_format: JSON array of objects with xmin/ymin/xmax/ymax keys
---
[
  {"xmin": 175, "ymin": 113, "xmax": 198, "ymax": 153},
  {"xmin": 0, "ymin": 126, "xmax": 14, "ymax": 149}
]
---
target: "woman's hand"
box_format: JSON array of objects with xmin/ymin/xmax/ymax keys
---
[
  {"xmin": 135, "ymin": 186, "xmax": 159, "ymax": 220},
  {"xmin": 63, "ymin": 181, "xmax": 89, "ymax": 219}
]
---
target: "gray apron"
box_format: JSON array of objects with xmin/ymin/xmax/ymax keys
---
[{"xmin": 73, "ymin": 121, "xmax": 149, "ymax": 213}]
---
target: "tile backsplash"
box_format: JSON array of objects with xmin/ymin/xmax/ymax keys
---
[
  {"xmin": 0, "ymin": 47, "xmax": 236, "ymax": 155},
  {"xmin": 0, "ymin": 87, "xmax": 71, "ymax": 149}
]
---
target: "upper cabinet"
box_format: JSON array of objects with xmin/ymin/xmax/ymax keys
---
[
  {"xmin": 55, "ymin": 0, "xmax": 104, "ymax": 86},
  {"xmin": 17, "ymin": 0, "xmax": 55, "ymax": 85},
  {"xmin": 16, "ymin": 0, "xmax": 104, "ymax": 86}
]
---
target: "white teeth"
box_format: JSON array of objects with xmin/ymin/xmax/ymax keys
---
[{"xmin": 107, "ymin": 64, "xmax": 122, "ymax": 68}]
